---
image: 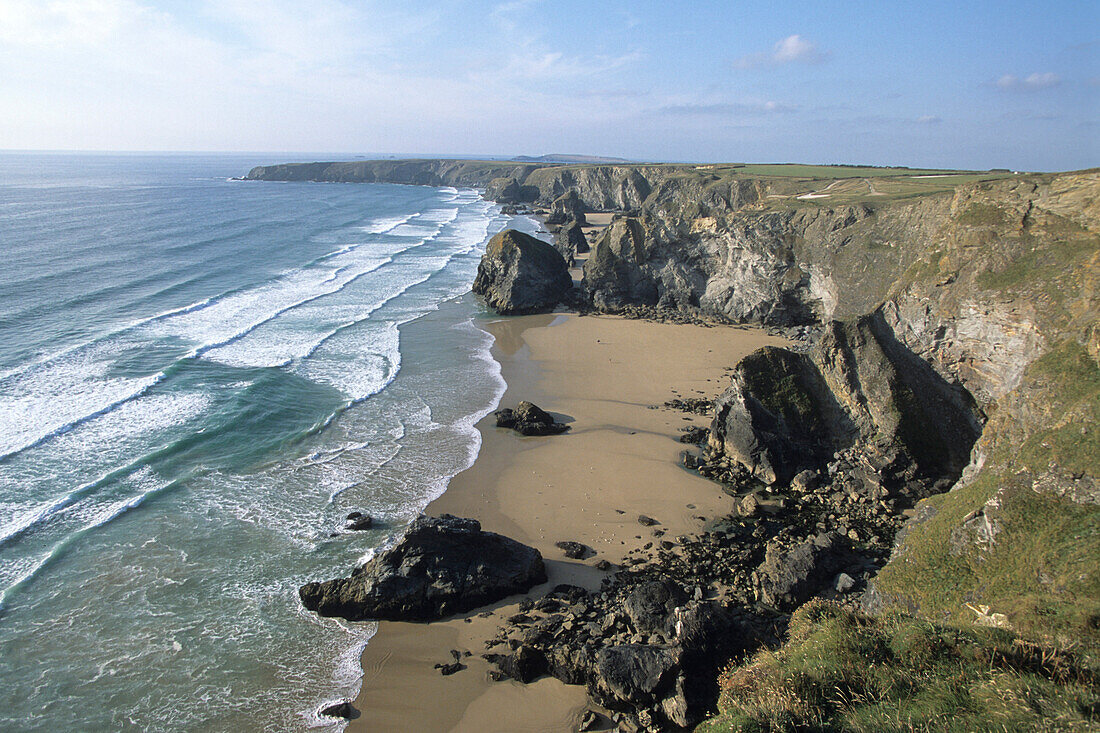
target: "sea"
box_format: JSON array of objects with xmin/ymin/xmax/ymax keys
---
[{"xmin": 0, "ymin": 152, "xmax": 538, "ymax": 731}]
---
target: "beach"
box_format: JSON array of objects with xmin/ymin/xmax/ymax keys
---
[{"xmin": 349, "ymin": 311, "xmax": 783, "ymax": 732}]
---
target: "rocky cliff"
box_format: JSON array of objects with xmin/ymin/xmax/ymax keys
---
[{"xmin": 250, "ymin": 157, "xmax": 1098, "ymax": 653}]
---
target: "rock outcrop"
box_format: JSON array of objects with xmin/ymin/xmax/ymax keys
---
[
  {"xmin": 299, "ymin": 515, "xmax": 546, "ymax": 621},
  {"xmin": 472, "ymin": 230, "xmax": 572, "ymax": 315},
  {"xmin": 546, "ymin": 189, "xmax": 588, "ymax": 226},
  {"xmin": 709, "ymin": 312, "xmax": 984, "ymax": 493},
  {"xmin": 553, "ymin": 220, "xmax": 588, "ymax": 266}
]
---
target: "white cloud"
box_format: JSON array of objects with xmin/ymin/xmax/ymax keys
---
[
  {"xmin": 995, "ymin": 72, "xmax": 1062, "ymax": 91},
  {"xmin": 734, "ymin": 34, "xmax": 826, "ymax": 69},
  {"xmin": 917, "ymin": 115, "xmax": 943, "ymax": 124},
  {"xmin": 658, "ymin": 100, "xmax": 798, "ymax": 116}
]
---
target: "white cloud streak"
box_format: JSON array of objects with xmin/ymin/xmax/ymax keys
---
[
  {"xmin": 995, "ymin": 72, "xmax": 1062, "ymax": 91},
  {"xmin": 734, "ymin": 34, "xmax": 826, "ymax": 69}
]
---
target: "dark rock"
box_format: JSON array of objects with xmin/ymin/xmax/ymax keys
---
[
  {"xmin": 554, "ymin": 220, "xmax": 589, "ymax": 265},
  {"xmin": 434, "ymin": 661, "xmax": 466, "ymax": 675},
  {"xmin": 556, "ymin": 541, "xmax": 594, "ymax": 559},
  {"xmin": 678, "ymin": 426, "xmax": 709, "ymax": 444},
  {"xmin": 495, "ymin": 401, "xmax": 570, "ymax": 436},
  {"xmin": 592, "ymin": 645, "xmax": 678, "ymax": 708},
  {"xmin": 472, "ymin": 229, "xmax": 572, "ymax": 315},
  {"xmin": 299, "ymin": 514, "xmax": 546, "ymax": 621},
  {"xmin": 344, "ymin": 512, "xmax": 373, "ymax": 531},
  {"xmin": 709, "ymin": 313, "xmax": 983, "ymax": 492},
  {"xmin": 754, "ymin": 532, "xmax": 846, "ymax": 609},
  {"xmin": 593, "ymin": 559, "xmax": 614, "ymax": 571},
  {"xmin": 623, "ymin": 580, "xmax": 684, "ymax": 636},
  {"xmin": 319, "ymin": 701, "xmax": 359, "ymax": 719},
  {"xmin": 637, "ymin": 515, "xmax": 659, "ymax": 527},
  {"xmin": 487, "ymin": 645, "xmax": 548, "ymax": 683}
]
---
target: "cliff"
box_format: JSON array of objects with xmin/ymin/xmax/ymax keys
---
[{"xmin": 249, "ymin": 158, "xmax": 1099, "ymax": 655}]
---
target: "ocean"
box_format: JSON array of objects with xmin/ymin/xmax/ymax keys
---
[{"xmin": 0, "ymin": 152, "xmax": 534, "ymax": 730}]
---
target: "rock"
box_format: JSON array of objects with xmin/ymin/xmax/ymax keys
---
[
  {"xmin": 790, "ymin": 469, "xmax": 819, "ymax": 492},
  {"xmin": 834, "ymin": 572, "xmax": 856, "ymax": 593},
  {"xmin": 472, "ymin": 229, "xmax": 572, "ymax": 315},
  {"xmin": 593, "ymin": 645, "xmax": 678, "ymax": 709},
  {"xmin": 678, "ymin": 426, "xmax": 709, "ymax": 444},
  {"xmin": 487, "ymin": 645, "xmax": 548, "ymax": 683},
  {"xmin": 319, "ymin": 701, "xmax": 359, "ymax": 719},
  {"xmin": 579, "ymin": 709, "xmax": 605, "ymax": 731},
  {"xmin": 554, "ymin": 219, "xmax": 589, "ymax": 265},
  {"xmin": 556, "ymin": 541, "xmax": 594, "ymax": 559},
  {"xmin": 593, "ymin": 559, "xmax": 614, "ymax": 571},
  {"xmin": 623, "ymin": 580, "xmax": 684, "ymax": 636},
  {"xmin": 434, "ymin": 661, "xmax": 465, "ymax": 675},
  {"xmin": 299, "ymin": 514, "xmax": 546, "ymax": 621},
  {"xmin": 637, "ymin": 515, "xmax": 659, "ymax": 527},
  {"xmin": 736, "ymin": 494, "xmax": 759, "ymax": 517},
  {"xmin": 754, "ymin": 532, "xmax": 846, "ymax": 609},
  {"xmin": 708, "ymin": 313, "xmax": 983, "ymax": 491},
  {"xmin": 344, "ymin": 511, "xmax": 373, "ymax": 531},
  {"xmin": 495, "ymin": 401, "xmax": 569, "ymax": 436},
  {"xmin": 545, "ymin": 189, "xmax": 588, "ymax": 226}
]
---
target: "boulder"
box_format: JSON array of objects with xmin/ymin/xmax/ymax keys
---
[
  {"xmin": 622, "ymin": 581, "xmax": 684, "ymax": 636},
  {"xmin": 754, "ymin": 532, "xmax": 846, "ymax": 609},
  {"xmin": 592, "ymin": 645, "xmax": 678, "ymax": 709},
  {"xmin": 473, "ymin": 229, "xmax": 572, "ymax": 315},
  {"xmin": 319, "ymin": 701, "xmax": 359, "ymax": 720},
  {"xmin": 555, "ymin": 541, "xmax": 594, "ymax": 559},
  {"xmin": 344, "ymin": 511, "xmax": 373, "ymax": 531},
  {"xmin": 299, "ymin": 514, "xmax": 546, "ymax": 621},
  {"xmin": 495, "ymin": 401, "xmax": 570, "ymax": 436}
]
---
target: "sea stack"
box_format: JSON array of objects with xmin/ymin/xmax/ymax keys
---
[{"xmin": 472, "ymin": 229, "xmax": 572, "ymax": 315}]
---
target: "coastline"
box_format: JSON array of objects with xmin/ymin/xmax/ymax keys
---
[{"xmin": 346, "ymin": 311, "xmax": 783, "ymax": 731}]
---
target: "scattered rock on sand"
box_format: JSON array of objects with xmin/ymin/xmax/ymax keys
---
[
  {"xmin": 299, "ymin": 514, "xmax": 546, "ymax": 621},
  {"xmin": 637, "ymin": 515, "xmax": 659, "ymax": 527},
  {"xmin": 495, "ymin": 401, "xmax": 569, "ymax": 436},
  {"xmin": 555, "ymin": 541, "xmax": 594, "ymax": 559}
]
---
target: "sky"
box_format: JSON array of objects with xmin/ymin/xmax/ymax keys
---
[{"xmin": 0, "ymin": 0, "xmax": 1096, "ymax": 170}]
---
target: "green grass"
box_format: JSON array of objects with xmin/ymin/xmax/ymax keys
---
[
  {"xmin": 871, "ymin": 341, "xmax": 1100, "ymax": 650},
  {"xmin": 700, "ymin": 601, "xmax": 1099, "ymax": 733}
]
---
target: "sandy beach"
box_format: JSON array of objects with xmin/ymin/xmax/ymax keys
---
[{"xmin": 347, "ymin": 311, "xmax": 783, "ymax": 732}]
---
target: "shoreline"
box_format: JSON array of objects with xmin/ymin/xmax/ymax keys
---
[{"xmin": 344, "ymin": 310, "xmax": 784, "ymax": 731}]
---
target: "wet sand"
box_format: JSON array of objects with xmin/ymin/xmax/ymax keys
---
[{"xmin": 348, "ymin": 313, "xmax": 783, "ymax": 732}]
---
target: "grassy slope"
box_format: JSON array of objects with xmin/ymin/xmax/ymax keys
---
[{"xmin": 700, "ymin": 601, "xmax": 1098, "ymax": 732}]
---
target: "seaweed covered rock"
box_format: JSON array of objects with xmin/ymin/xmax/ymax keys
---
[
  {"xmin": 299, "ymin": 514, "xmax": 546, "ymax": 621},
  {"xmin": 473, "ymin": 229, "xmax": 572, "ymax": 315}
]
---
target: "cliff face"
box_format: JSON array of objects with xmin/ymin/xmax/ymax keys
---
[{"xmin": 248, "ymin": 158, "xmax": 1099, "ymax": 645}]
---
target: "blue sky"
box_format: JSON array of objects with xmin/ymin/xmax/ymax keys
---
[{"xmin": 0, "ymin": 0, "xmax": 1096, "ymax": 170}]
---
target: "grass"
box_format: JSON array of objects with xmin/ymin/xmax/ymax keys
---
[
  {"xmin": 700, "ymin": 601, "xmax": 1099, "ymax": 733},
  {"xmin": 871, "ymin": 340, "xmax": 1100, "ymax": 650}
]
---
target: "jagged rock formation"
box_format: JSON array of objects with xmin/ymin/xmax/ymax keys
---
[
  {"xmin": 472, "ymin": 229, "xmax": 572, "ymax": 315},
  {"xmin": 553, "ymin": 220, "xmax": 587, "ymax": 266},
  {"xmin": 546, "ymin": 189, "xmax": 588, "ymax": 226},
  {"xmin": 299, "ymin": 515, "xmax": 546, "ymax": 621},
  {"xmin": 710, "ymin": 312, "xmax": 984, "ymax": 493}
]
